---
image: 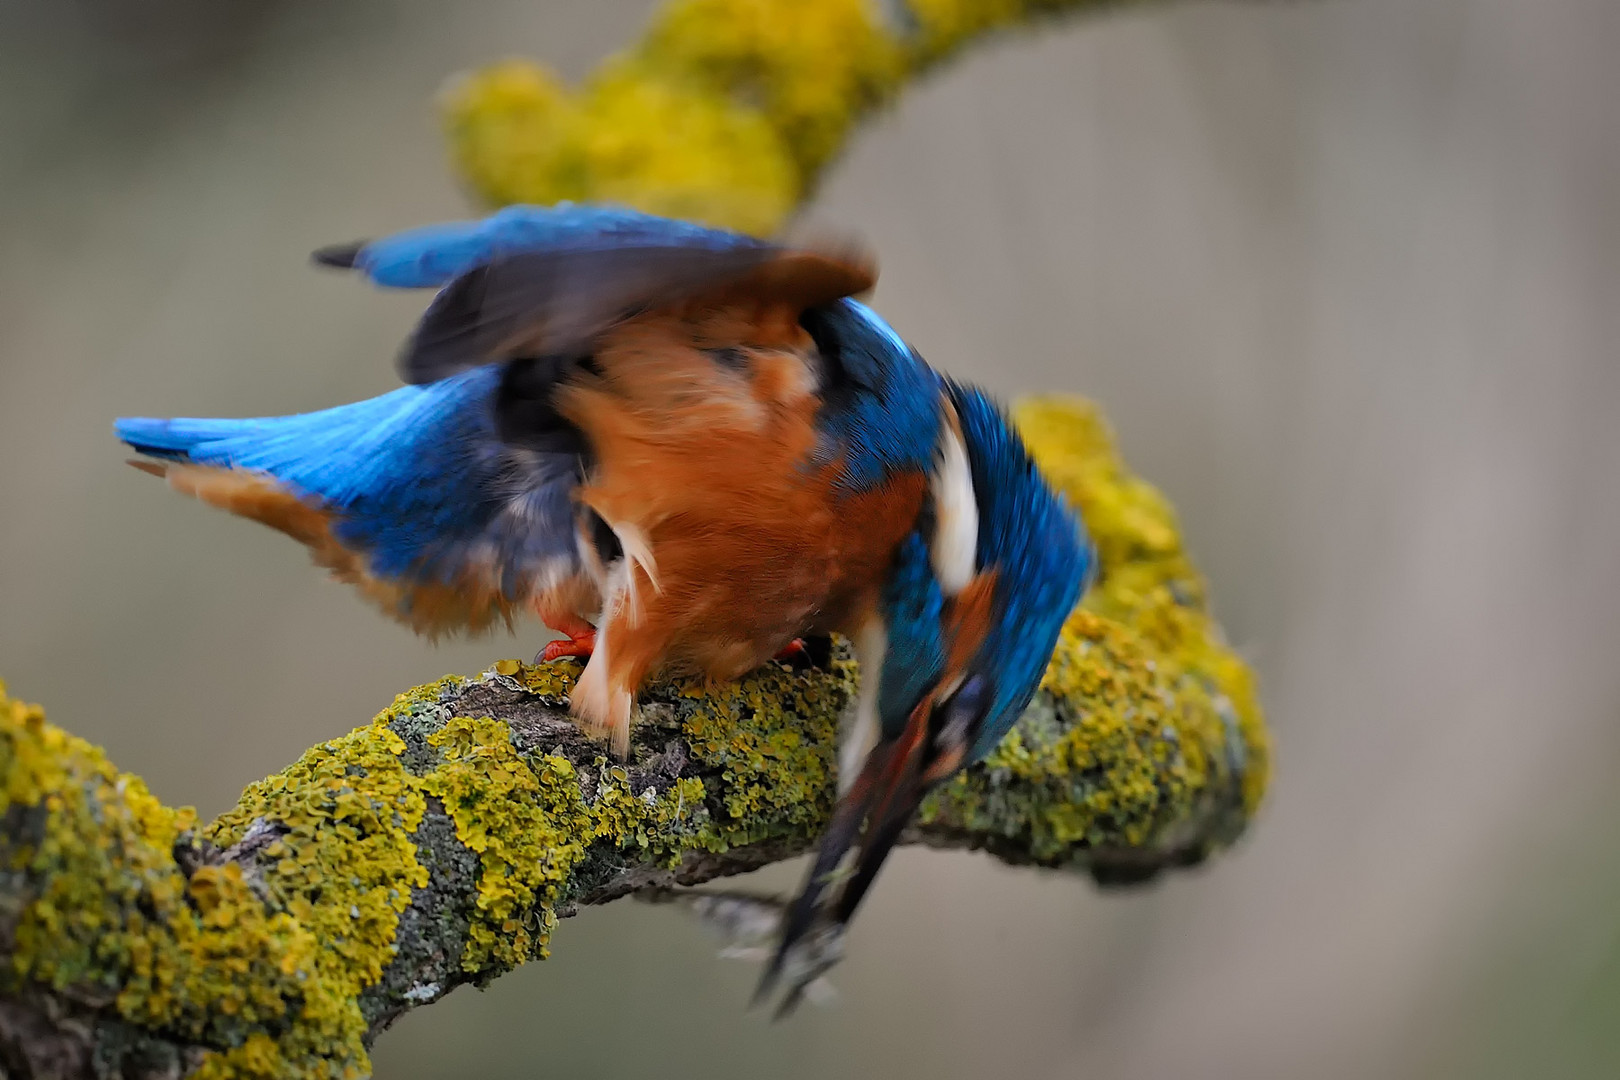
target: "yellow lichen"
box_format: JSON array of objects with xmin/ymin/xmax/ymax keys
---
[
  {"xmin": 673, "ymin": 658, "xmax": 851, "ymax": 845},
  {"xmin": 0, "ymin": 679, "xmax": 360, "ymax": 1078},
  {"xmin": 637, "ymin": 0, "xmax": 906, "ymax": 176},
  {"xmin": 443, "ymin": 57, "xmax": 798, "ymax": 236},
  {"xmin": 0, "ymin": 391, "xmax": 1267, "ymax": 1075},
  {"xmin": 441, "ymin": 0, "xmax": 1123, "ymax": 234},
  {"xmin": 904, "ymin": 0, "xmax": 1034, "ymax": 66},
  {"xmin": 200, "ymin": 694, "xmax": 437, "ymax": 1077},
  {"xmin": 914, "ymin": 398, "xmax": 1270, "ymax": 853},
  {"xmin": 420, "ymin": 653, "xmax": 852, "ymax": 973},
  {"xmin": 1017, "ymin": 397, "xmax": 1270, "ymax": 817},
  {"xmin": 421, "ymin": 715, "xmax": 588, "ymax": 968}
]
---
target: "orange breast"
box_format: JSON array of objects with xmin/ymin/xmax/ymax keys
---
[{"xmin": 556, "ymin": 301, "xmax": 931, "ymax": 682}]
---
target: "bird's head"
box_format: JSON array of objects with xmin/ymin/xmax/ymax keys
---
[
  {"xmin": 874, "ymin": 383, "xmax": 1093, "ymax": 786},
  {"xmin": 766, "ymin": 383, "xmax": 1093, "ymax": 1006},
  {"xmin": 761, "ymin": 382, "xmax": 1095, "ymax": 1015}
]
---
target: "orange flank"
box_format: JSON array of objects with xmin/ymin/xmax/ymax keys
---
[{"xmin": 552, "ymin": 300, "xmax": 931, "ymax": 756}]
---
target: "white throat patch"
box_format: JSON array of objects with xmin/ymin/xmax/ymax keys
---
[{"xmin": 930, "ymin": 416, "xmax": 979, "ymax": 596}]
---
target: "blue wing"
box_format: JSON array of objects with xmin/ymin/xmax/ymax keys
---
[
  {"xmin": 116, "ymin": 206, "xmax": 927, "ymax": 634},
  {"xmin": 315, "ymin": 204, "xmax": 875, "ymax": 384},
  {"xmin": 116, "ymin": 366, "xmax": 584, "ymax": 610},
  {"xmin": 313, "ymin": 203, "xmax": 924, "ymax": 492},
  {"xmin": 316, "ymin": 204, "xmax": 766, "ymax": 289}
]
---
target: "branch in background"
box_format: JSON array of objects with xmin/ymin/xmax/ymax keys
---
[
  {"xmin": 441, "ymin": 0, "xmax": 1176, "ymax": 235},
  {"xmin": 0, "ymin": 398, "xmax": 1267, "ymax": 1079}
]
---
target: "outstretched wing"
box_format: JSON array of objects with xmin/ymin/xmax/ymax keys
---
[
  {"xmin": 117, "ymin": 206, "xmax": 913, "ymax": 639},
  {"xmin": 116, "ymin": 366, "xmax": 589, "ymax": 637},
  {"xmin": 315, "ymin": 204, "xmax": 876, "ymax": 384}
]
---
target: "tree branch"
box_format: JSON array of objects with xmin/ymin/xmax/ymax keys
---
[
  {"xmin": 0, "ymin": 397, "xmax": 1267, "ymax": 1079},
  {"xmin": 441, "ymin": 0, "xmax": 1218, "ymax": 235}
]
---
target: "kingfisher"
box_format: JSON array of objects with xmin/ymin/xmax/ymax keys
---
[{"xmin": 116, "ymin": 204, "xmax": 1092, "ymax": 1009}]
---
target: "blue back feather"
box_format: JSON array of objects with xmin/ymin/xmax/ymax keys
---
[
  {"xmin": 342, "ymin": 204, "xmax": 864, "ymax": 384},
  {"xmin": 124, "ymin": 207, "xmax": 1083, "ymax": 675},
  {"xmin": 119, "ymin": 207, "xmax": 929, "ymax": 603},
  {"xmin": 803, "ymin": 299, "xmax": 942, "ymax": 492}
]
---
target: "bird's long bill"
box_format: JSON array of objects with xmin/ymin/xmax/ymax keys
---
[{"xmin": 758, "ymin": 692, "xmax": 939, "ymax": 1013}]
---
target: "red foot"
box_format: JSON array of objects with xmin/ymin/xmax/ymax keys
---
[
  {"xmin": 536, "ymin": 614, "xmax": 597, "ymax": 664},
  {"xmin": 774, "ymin": 639, "xmax": 809, "ymax": 663}
]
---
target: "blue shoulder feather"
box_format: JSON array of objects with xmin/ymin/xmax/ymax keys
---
[{"xmin": 803, "ymin": 299, "xmax": 942, "ymax": 493}]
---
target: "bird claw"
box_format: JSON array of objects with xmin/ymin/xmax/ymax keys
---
[
  {"xmin": 535, "ymin": 627, "xmax": 596, "ymax": 663},
  {"xmin": 772, "ymin": 634, "xmax": 833, "ymax": 673}
]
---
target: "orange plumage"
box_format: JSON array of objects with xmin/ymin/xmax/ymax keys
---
[
  {"xmin": 116, "ymin": 207, "xmax": 954, "ymax": 762},
  {"xmin": 548, "ymin": 301, "xmax": 930, "ymax": 754}
]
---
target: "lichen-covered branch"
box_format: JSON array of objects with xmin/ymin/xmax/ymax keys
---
[
  {"xmin": 3, "ymin": 11, "xmax": 1272, "ymax": 1077},
  {"xmin": 0, "ymin": 398, "xmax": 1267, "ymax": 1079},
  {"xmin": 441, "ymin": 0, "xmax": 1189, "ymax": 235}
]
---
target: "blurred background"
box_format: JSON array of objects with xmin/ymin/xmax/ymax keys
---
[{"xmin": 3, "ymin": 0, "xmax": 1619, "ymax": 1076}]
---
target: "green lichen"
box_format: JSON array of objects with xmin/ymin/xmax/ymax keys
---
[
  {"xmin": 420, "ymin": 715, "xmax": 585, "ymax": 970},
  {"xmin": 421, "ymin": 654, "xmax": 853, "ymax": 975},
  {"xmin": 0, "ymin": 391, "xmax": 1266, "ymax": 1077},
  {"xmin": 913, "ymin": 400, "xmax": 1269, "ymax": 865},
  {"xmin": 0, "ymin": 679, "xmax": 347, "ymax": 1079}
]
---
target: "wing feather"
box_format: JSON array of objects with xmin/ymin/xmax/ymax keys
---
[
  {"xmin": 116, "ymin": 367, "xmax": 588, "ymax": 635},
  {"xmin": 313, "ymin": 204, "xmax": 874, "ymax": 384}
]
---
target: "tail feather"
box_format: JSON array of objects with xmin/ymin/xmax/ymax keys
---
[{"xmin": 757, "ymin": 688, "xmax": 943, "ymax": 1017}]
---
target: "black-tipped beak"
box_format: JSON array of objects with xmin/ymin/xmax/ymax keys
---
[{"xmin": 311, "ymin": 241, "xmax": 368, "ymax": 269}]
